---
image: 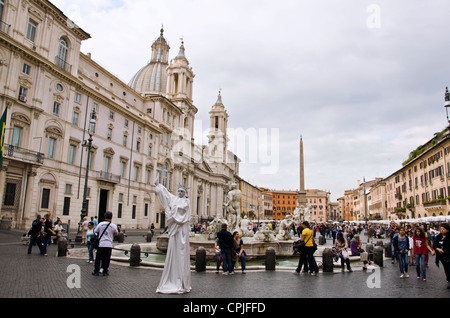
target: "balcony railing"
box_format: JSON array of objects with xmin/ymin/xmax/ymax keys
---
[
  {"xmin": 55, "ymin": 56, "xmax": 72, "ymax": 73},
  {"xmin": 0, "ymin": 20, "xmax": 11, "ymax": 35},
  {"xmin": 4, "ymin": 144, "xmax": 44, "ymax": 164},
  {"xmin": 96, "ymin": 171, "xmax": 121, "ymax": 184},
  {"xmin": 423, "ymin": 199, "xmax": 447, "ymax": 209}
]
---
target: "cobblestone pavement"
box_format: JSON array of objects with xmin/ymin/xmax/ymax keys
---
[{"xmin": 1, "ymin": 228, "xmax": 449, "ymax": 305}]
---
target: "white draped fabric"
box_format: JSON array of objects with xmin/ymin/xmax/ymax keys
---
[{"xmin": 155, "ymin": 184, "xmax": 192, "ymax": 294}]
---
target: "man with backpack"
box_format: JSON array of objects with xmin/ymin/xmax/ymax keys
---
[{"xmin": 27, "ymin": 215, "xmax": 46, "ymax": 255}]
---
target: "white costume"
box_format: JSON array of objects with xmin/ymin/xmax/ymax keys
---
[{"xmin": 155, "ymin": 184, "xmax": 191, "ymax": 294}]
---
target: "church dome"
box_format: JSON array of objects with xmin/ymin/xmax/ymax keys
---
[{"xmin": 129, "ymin": 28, "xmax": 170, "ymax": 95}]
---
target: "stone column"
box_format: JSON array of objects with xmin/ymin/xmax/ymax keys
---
[{"xmin": 19, "ymin": 166, "xmax": 37, "ymax": 228}]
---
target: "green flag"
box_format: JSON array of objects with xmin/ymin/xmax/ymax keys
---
[{"xmin": 0, "ymin": 108, "xmax": 7, "ymax": 166}]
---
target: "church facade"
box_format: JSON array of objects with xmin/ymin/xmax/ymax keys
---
[{"xmin": 0, "ymin": 0, "xmax": 239, "ymax": 230}]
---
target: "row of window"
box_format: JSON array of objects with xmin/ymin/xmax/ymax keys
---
[{"xmin": 396, "ymin": 187, "xmax": 448, "ymax": 208}]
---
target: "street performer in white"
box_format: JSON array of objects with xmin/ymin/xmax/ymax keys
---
[{"xmin": 154, "ymin": 178, "xmax": 192, "ymax": 294}]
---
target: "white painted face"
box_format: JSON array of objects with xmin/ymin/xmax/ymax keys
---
[{"xmin": 178, "ymin": 188, "xmax": 186, "ymax": 198}]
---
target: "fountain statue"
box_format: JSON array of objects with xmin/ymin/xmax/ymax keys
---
[
  {"xmin": 224, "ymin": 182, "xmax": 241, "ymax": 233},
  {"xmin": 238, "ymin": 215, "xmax": 254, "ymax": 237},
  {"xmin": 276, "ymin": 214, "xmax": 295, "ymax": 241},
  {"xmin": 293, "ymin": 204, "xmax": 313, "ymax": 224},
  {"xmin": 203, "ymin": 215, "xmax": 227, "ymax": 240},
  {"xmin": 254, "ymin": 223, "xmax": 276, "ymax": 242}
]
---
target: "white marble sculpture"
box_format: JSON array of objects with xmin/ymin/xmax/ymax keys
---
[
  {"xmin": 238, "ymin": 215, "xmax": 254, "ymax": 237},
  {"xmin": 293, "ymin": 204, "xmax": 313, "ymax": 224},
  {"xmin": 204, "ymin": 216, "xmax": 227, "ymax": 240},
  {"xmin": 224, "ymin": 182, "xmax": 241, "ymax": 233},
  {"xmin": 254, "ymin": 224, "xmax": 276, "ymax": 242},
  {"xmin": 276, "ymin": 214, "xmax": 295, "ymax": 241}
]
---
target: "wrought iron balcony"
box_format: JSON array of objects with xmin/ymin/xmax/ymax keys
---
[
  {"xmin": 96, "ymin": 171, "xmax": 121, "ymax": 184},
  {"xmin": 4, "ymin": 144, "xmax": 44, "ymax": 164},
  {"xmin": 55, "ymin": 56, "xmax": 72, "ymax": 73},
  {"xmin": 423, "ymin": 199, "xmax": 447, "ymax": 209},
  {"xmin": 0, "ymin": 20, "xmax": 11, "ymax": 35}
]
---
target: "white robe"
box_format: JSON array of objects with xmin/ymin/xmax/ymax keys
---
[{"xmin": 155, "ymin": 184, "xmax": 192, "ymax": 294}]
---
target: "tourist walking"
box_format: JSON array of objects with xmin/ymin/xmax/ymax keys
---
[
  {"xmin": 393, "ymin": 227, "xmax": 410, "ymax": 278},
  {"xmin": 232, "ymin": 231, "xmax": 246, "ymax": 274},
  {"xmin": 367, "ymin": 225, "xmax": 375, "ymax": 243},
  {"xmin": 81, "ymin": 217, "xmax": 89, "ymax": 245},
  {"xmin": 292, "ymin": 242, "xmax": 309, "ymax": 274},
  {"xmin": 42, "ymin": 214, "xmax": 56, "ymax": 255},
  {"xmin": 53, "ymin": 219, "xmax": 65, "ymax": 244},
  {"xmin": 408, "ymin": 230, "xmax": 415, "ymax": 266},
  {"xmin": 217, "ymin": 223, "xmax": 234, "ymax": 275},
  {"xmin": 413, "ymin": 227, "xmax": 435, "ymax": 281},
  {"xmin": 27, "ymin": 215, "xmax": 46, "ymax": 255},
  {"xmin": 434, "ymin": 223, "xmax": 450, "ymax": 289},
  {"xmin": 335, "ymin": 231, "xmax": 352, "ymax": 272},
  {"xmin": 92, "ymin": 211, "xmax": 118, "ymax": 277},
  {"xmin": 154, "ymin": 180, "xmax": 192, "ymax": 294},
  {"xmin": 421, "ymin": 224, "xmax": 432, "ymax": 265},
  {"xmin": 300, "ymin": 221, "xmax": 319, "ymax": 275},
  {"xmin": 85, "ymin": 221, "xmax": 95, "ymax": 263},
  {"xmin": 388, "ymin": 221, "xmax": 399, "ymax": 264}
]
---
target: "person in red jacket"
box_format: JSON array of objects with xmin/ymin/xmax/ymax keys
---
[{"xmin": 413, "ymin": 227, "xmax": 434, "ymax": 281}]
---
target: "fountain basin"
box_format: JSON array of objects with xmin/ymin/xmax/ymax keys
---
[{"xmin": 156, "ymin": 234, "xmax": 325, "ymax": 258}]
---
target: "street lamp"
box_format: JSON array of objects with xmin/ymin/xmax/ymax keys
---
[
  {"xmin": 445, "ymin": 87, "xmax": 450, "ymax": 127},
  {"xmin": 75, "ymin": 109, "xmax": 97, "ymax": 243}
]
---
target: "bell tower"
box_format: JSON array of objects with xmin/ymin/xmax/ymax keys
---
[
  {"xmin": 166, "ymin": 40, "xmax": 195, "ymax": 101},
  {"xmin": 207, "ymin": 91, "xmax": 229, "ymax": 162}
]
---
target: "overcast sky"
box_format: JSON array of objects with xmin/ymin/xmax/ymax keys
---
[{"xmin": 52, "ymin": 0, "xmax": 450, "ymax": 201}]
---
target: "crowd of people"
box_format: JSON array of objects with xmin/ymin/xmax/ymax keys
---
[
  {"xmin": 27, "ymin": 212, "xmax": 118, "ymax": 277},
  {"xmin": 208, "ymin": 217, "xmax": 450, "ymax": 290},
  {"xmin": 25, "ymin": 211, "xmax": 450, "ymax": 290},
  {"xmin": 27, "ymin": 213, "xmax": 67, "ymax": 256}
]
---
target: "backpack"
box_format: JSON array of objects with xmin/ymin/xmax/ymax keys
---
[{"xmin": 29, "ymin": 220, "xmax": 40, "ymax": 236}]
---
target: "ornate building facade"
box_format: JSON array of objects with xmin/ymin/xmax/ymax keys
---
[{"xmin": 0, "ymin": 0, "xmax": 239, "ymax": 230}]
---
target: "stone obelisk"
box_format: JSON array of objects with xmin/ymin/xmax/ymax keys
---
[{"xmin": 298, "ymin": 135, "xmax": 307, "ymax": 205}]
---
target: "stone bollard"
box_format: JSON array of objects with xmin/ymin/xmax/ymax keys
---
[
  {"xmin": 57, "ymin": 237, "xmax": 68, "ymax": 257},
  {"xmin": 319, "ymin": 235, "xmax": 326, "ymax": 245},
  {"xmin": 129, "ymin": 243, "xmax": 141, "ymax": 266},
  {"xmin": 373, "ymin": 246, "xmax": 384, "ymax": 267},
  {"xmin": 146, "ymin": 231, "xmax": 153, "ymax": 242},
  {"xmin": 265, "ymin": 247, "xmax": 276, "ymax": 271},
  {"xmin": 322, "ymin": 248, "xmax": 334, "ymax": 273},
  {"xmin": 366, "ymin": 243, "xmax": 374, "ymax": 261},
  {"xmin": 376, "ymin": 240, "xmax": 384, "ymax": 247},
  {"xmin": 117, "ymin": 232, "xmax": 125, "ymax": 243},
  {"xmin": 195, "ymin": 247, "xmax": 207, "ymax": 272},
  {"xmin": 384, "ymin": 242, "xmax": 392, "ymax": 258}
]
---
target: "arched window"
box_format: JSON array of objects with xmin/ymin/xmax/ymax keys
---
[{"xmin": 56, "ymin": 38, "xmax": 69, "ymax": 70}]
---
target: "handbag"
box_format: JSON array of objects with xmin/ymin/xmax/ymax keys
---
[
  {"xmin": 297, "ymin": 231, "xmax": 314, "ymax": 253},
  {"xmin": 91, "ymin": 222, "xmax": 111, "ymax": 249},
  {"xmin": 341, "ymin": 249, "xmax": 349, "ymax": 259}
]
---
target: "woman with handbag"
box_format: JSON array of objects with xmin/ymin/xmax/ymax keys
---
[
  {"xmin": 335, "ymin": 231, "xmax": 352, "ymax": 272},
  {"xmin": 299, "ymin": 221, "xmax": 319, "ymax": 276},
  {"xmin": 434, "ymin": 223, "xmax": 450, "ymax": 289}
]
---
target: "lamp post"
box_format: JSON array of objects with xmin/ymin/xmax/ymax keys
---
[
  {"xmin": 75, "ymin": 109, "xmax": 97, "ymax": 243},
  {"xmin": 445, "ymin": 87, "xmax": 450, "ymax": 127}
]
